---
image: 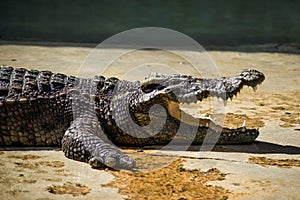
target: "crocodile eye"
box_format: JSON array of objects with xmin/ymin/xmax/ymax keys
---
[{"xmin": 141, "ymin": 83, "xmax": 165, "ymax": 93}]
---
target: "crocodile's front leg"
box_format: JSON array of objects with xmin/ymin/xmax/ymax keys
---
[{"xmin": 62, "ymin": 113, "xmax": 136, "ymax": 169}]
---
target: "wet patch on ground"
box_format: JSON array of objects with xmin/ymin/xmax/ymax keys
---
[
  {"xmin": 103, "ymin": 159, "xmax": 229, "ymax": 200},
  {"xmin": 14, "ymin": 160, "xmax": 65, "ymax": 171},
  {"xmin": 249, "ymin": 91, "xmax": 300, "ymax": 128},
  {"xmin": 5, "ymin": 189, "xmax": 30, "ymax": 196},
  {"xmin": 54, "ymin": 168, "xmax": 74, "ymax": 177},
  {"xmin": 223, "ymin": 113, "xmax": 264, "ymax": 129},
  {"xmin": 248, "ymin": 156, "xmax": 300, "ymax": 168},
  {"xmin": 35, "ymin": 198, "xmax": 55, "ymax": 200},
  {"xmin": 47, "ymin": 182, "xmax": 91, "ymax": 196},
  {"xmin": 123, "ymin": 149, "xmax": 180, "ymax": 171},
  {"xmin": 250, "ymin": 179, "xmax": 272, "ymax": 187},
  {"xmin": 0, "ymin": 152, "xmax": 75, "ymax": 199},
  {"xmin": 7, "ymin": 154, "xmax": 42, "ymax": 160},
  {"xmin": 279, "ymin": 112, "xmax": 300, "ymax": 128}
]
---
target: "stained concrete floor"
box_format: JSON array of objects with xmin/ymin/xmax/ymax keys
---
[{"xmin": 0, "ymin": 41, "xmax": 299, "ymax": 200}]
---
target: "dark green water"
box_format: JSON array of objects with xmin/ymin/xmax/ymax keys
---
[{"xmin": 0, "ymin": 0, "xmax": 299, "ymax": 45}]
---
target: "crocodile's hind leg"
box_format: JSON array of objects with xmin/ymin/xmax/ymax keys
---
[{"xmin": 62, "ymin": 114, "xmax": 136, "ymax": 169}]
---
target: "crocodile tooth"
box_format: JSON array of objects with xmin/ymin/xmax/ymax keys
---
[
  {"xmin": 252, "ymin": 85, "xmax": 258, "ymax": 92},
  {"xmin": 223, "ymin": 99, "xmax": 227, "ymax": 106},
  {"xmin": 242, "ymin": 120, "xmax": 246, "ymax": 127},
  {"xmin": 241, "ymin": 120, "xmax": 246, "ymax": 132}
]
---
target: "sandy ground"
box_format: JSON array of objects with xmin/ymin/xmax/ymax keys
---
[{"xmin": 0, "ymin": 41, "xmax": 299, "ymax": 200}]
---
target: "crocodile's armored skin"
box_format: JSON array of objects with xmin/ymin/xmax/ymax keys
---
[{"xmin": 0, "ymin": 66, "xmax": 265, "ymax": 169}]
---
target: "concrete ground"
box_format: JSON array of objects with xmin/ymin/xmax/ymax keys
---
[{"xmin": 0, "ymin": 41, "xmax": 299, "ymax": 200}]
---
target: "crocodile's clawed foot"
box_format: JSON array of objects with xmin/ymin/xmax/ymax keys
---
[
  {"xmin": 62, "ymin": 116, "xmax": 137, "ymax": 170},
  {"xmin": 89, "ymin": 153, "xmax": 136, "ymax": 170}
]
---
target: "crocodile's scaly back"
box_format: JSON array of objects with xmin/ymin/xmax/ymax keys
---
[{"xmin": 0, "ymin": 66, "xmax": 76, "ymax": 145}]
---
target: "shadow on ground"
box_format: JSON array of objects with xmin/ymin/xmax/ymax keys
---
[
  {"xmin": 2, "ymin": 140, "xmax": 300, "ymax": 155},
  {"xmin": 141, "ymin": 141, "xmax": 300, "ymax": 155}
]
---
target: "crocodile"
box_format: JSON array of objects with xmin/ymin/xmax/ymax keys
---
[{"xmin": 0, "ymin": 66, "xmax": 265, "ymax": 169}]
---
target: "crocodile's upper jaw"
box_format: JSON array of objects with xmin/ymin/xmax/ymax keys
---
[{"xmin": 141, "ymin": 69, "xmax": 265, "ymax": 103}]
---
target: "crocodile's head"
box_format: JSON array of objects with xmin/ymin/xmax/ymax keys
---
[{"xmin": 109, "ymin": 69, "xmax": 265, "ymax": 145}]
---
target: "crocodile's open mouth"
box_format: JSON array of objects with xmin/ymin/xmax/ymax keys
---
[{"xmin": 135, "ymin": 69, "xmax": 265, "ymax": 144}]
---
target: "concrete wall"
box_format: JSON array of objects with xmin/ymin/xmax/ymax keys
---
[{"xmin": 0, "ymin": 0, "xmax": 299, "ymax": 45}]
